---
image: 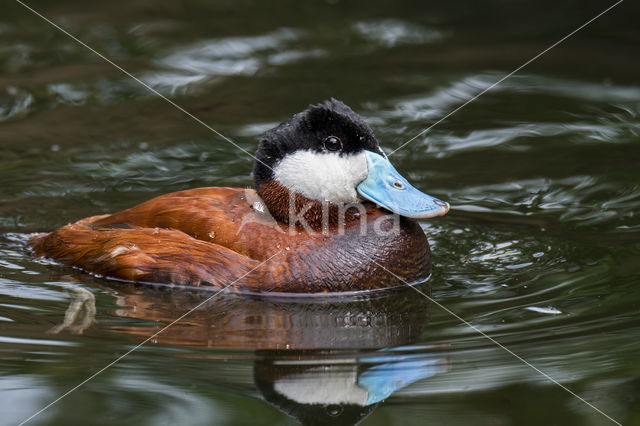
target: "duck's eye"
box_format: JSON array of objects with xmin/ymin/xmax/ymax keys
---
[{"xmin": 323, "ymin": 136, "xmax": 342, "ymax": 152}]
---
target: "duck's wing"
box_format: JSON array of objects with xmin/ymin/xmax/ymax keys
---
[
  {"xmin": 88, "ymin": 187, "xmax": 285, "ymax": 259},
  {"xmin": 28, "ymin": 221, "xmax": 273, "ymax": 291}
]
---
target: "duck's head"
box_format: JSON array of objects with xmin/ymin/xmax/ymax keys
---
[{"xmin": 253, "ymin": 99, "xmax": 449, "ymax": 228}]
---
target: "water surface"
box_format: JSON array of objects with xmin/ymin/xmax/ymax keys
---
[{"xmin": 1, "ymin": 1, "xmax": 640, "ymax": 425}]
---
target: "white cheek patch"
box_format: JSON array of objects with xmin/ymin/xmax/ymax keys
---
[{"xmin": 273, "ymin": 150, "xmax": 368, "ymax": 204}]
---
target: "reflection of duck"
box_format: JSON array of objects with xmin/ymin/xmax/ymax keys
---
[
  {"xmin": 28, "ymin": 99, "xmax": 448, "ymax": 293},
  {"xmin": 108, "ymin": 285, "xmax": 430, "ymax": 349},
  {"xmin": 103, "ymin": 285, "xmax": 449, "ymax": 426},
  {"xmin": 256, "ymin": 349, "xmax": 449, "ymax": 426}
]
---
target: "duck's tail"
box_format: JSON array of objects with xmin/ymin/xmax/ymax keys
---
[{"xmin": 27, "ymin": 220, "xmax": 265, "ymax": 290}]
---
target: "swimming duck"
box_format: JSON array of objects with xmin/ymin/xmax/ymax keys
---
[{"xmin": 28, "ymin": 99, "xmax": 449, "ymax": 293}]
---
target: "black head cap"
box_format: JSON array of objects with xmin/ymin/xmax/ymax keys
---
[{"xmin": 253, "ymin": 99, "xmax": 383, "ymax": 187}]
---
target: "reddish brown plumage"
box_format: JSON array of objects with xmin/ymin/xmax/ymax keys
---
[
  {"xmin": 28, "ymin": 187, "xmax": 432, "ymax": 293},
  {"xmin": 257, "ymin": 180, "xmax": 365, "ymax": 230}
]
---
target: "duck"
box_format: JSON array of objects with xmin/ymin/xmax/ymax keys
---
[{"xmin": 28, "ymin": 99, "xmax": 449, "ymax": 294}]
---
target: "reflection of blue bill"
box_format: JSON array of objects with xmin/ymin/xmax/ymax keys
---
[
  {"xmin": 359, "ymin": 352, "xmax": 449, "ymax": 405},
  {"xmin": 272, "ymin": 348, "xmax": 449, "ymax": 407}
]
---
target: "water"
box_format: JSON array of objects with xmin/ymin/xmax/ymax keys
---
[{"xmin": 1, "ymin": 1, "xmax": 640, "ymax": 425}]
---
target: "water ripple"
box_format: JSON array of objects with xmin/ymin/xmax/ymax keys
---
[
  {"xmin": 378, "ymin": 74, "xmax": 640, "ymax": 156},
  {"xmin": 352, "ymin": 19, "xmax": 449, "ymax": 47},
  {"xmin": 385, "ymin": 74, "xmax": 640, "ymax": 123},
  {"xmin": 142, "ymin": 28, "xmax": 322, "ymax": 95},
  {"xmin": 454, "ymin": 176, "xmax": 640, "ymax": 227},
  {"xmin": 0, "ymin": 86, "xmax": 34, "ymax": 122}
]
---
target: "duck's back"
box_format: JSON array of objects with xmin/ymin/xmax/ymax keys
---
[{"xmin": 28, "ymin": 188, "xmax": 431, "ymax": 293}]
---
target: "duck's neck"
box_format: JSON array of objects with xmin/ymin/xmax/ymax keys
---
[{"xmin": 256, "ymin": 180, "xmax": 367, "ymax": 231}]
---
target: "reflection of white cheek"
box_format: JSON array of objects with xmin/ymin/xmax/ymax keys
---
[
  {"xmin": 274, "ymin": 150, "xmax": 367, "ymax": 204},
  {"xmin": 273, "ymin": 366, "xmax": 368, "ymax": 406}
]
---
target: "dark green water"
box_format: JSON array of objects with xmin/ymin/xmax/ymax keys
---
[{"xmin": 1, "ymin": 1, "xmax": 640, "ymax": 425}]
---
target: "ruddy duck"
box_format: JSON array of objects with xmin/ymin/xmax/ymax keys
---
[{"xmin": 28, "ymin": 99, "xmax": 449, "ymax": 293}]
